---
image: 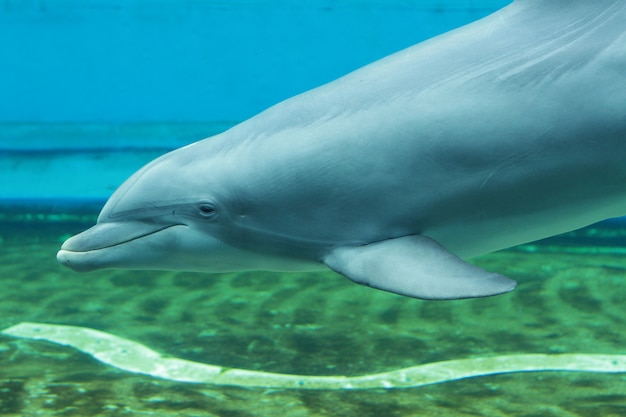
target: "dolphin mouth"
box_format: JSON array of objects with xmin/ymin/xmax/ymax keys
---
[{"xmin": 57, "ymin": 221, "xmax": 180, "ymax": 272}]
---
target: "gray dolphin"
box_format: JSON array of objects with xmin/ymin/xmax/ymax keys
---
[{"xmin": 57, "ymin": 0, "xmax": 626, "ymax": 300}]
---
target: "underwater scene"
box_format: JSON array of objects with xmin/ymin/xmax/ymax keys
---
[
  {"xmin": 2, "ymin": 205, "xmax": 626, "ymax": 416},
  {"xmin": 2, "ymin": 1, "xmax": 626, "ymax": 416}
]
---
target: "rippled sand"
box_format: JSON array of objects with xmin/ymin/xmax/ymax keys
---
[{"xmin": 1, "ymin": 219, "xmax": 625, "ymax": 416}]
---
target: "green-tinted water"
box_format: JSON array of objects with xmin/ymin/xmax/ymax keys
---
[{"xmin": 1, "ymin": 213, "xmax": 625, "ymax": 416}]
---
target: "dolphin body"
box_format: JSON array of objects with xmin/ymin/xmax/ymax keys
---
[{"xmin": 58, "ymin": 0, "xmax": 626, "ymax": 300}]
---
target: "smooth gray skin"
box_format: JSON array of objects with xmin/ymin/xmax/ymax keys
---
[{"xmin": 58, "ymin": 0, "xmax": 626, "ymax": 300}]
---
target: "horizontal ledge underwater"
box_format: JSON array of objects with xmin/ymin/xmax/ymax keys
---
[
  {"xmin": 3, "ymin": 322, "xmax": 626, "ymax": 390},
  {"xmin": 0, "ymin": 122, "xmax": 237, "ymax": 152},
  {"xmin": 0, "ymin": 198, "xmax": 104, "ymax": 216}
]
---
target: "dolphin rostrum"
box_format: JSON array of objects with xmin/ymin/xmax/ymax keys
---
[{"xmin": 57, "ymin": 0, "xmax": 626, "ymax": 300}]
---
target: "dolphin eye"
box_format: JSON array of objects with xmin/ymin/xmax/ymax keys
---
[{"xmin": 198, "ymin": 203, "xmax": 217, "ymax": 218}]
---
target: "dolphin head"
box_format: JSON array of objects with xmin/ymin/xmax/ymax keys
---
[{"xmin": 57, "ymin": 139, "xmax": 318, "ymax": 274}]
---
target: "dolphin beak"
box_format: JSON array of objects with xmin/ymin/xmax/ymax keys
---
[{"xmin": 57, "ymin": 221, "xmax": 177, "ymax": 272}]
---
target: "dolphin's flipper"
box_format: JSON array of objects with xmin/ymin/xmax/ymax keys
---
[{"xmin": 323, "ymin": 235, "xmax": 517, "ymax": 300}]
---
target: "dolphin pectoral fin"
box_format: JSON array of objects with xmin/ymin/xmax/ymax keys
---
[{"xmin": 322, "ymin": 235, "xmax": 517, "ymax": 300}]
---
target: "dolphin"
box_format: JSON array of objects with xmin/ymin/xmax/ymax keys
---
[{"xmin": 57, "ymin": 0, "xmax": 626, "ymax": 300}]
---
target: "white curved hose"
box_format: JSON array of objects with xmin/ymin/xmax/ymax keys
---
[{"xmin": 3, "ymin": 322, "xmax": 625, "ymax": 390}]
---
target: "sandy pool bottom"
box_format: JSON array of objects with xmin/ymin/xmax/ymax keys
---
[{"xmin": 0, "ymin": 223, "xmax": 625, "ymax": 416}]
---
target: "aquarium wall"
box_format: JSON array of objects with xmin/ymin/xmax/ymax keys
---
[{"xmin": 0, "ymin": 0, "xmax": 511, "ymax": 204}]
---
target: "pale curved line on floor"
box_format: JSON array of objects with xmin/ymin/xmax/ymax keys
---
[{"xmin": 3, "ymin": 322, "xmax": 626, "ymax": 390}]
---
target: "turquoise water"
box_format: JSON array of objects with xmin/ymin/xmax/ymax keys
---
[
  {"xmin": 0, "ymin": 0, "xmax": 511, "ymax": 124},
  {"xmin": 2, "ymin": 1, "xmax": 626, "ymax": 416}
]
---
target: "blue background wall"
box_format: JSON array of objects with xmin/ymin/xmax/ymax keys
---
[
  {"xmin": 0, "ymin": 0, "xmax": 511, "ymax": 124},
  {"xmin": 0, "ymin": 0, "xmax": 512, "ymax": 201}
]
